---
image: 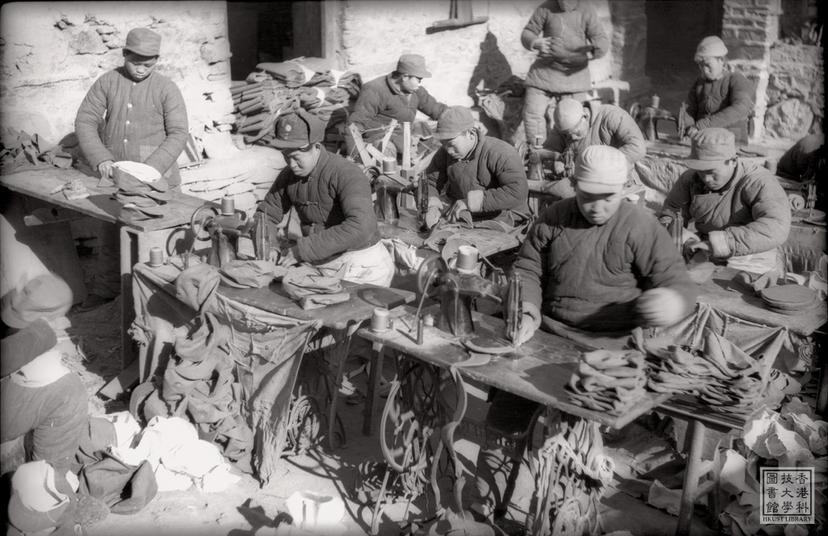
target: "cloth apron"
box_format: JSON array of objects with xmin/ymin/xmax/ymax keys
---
[{"xmin": 315, "ymin": 241, "xmax": 394, "ymax": 287}]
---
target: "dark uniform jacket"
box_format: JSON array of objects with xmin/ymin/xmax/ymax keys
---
[
  {"xmin": 522, "ymin": 0, "xmax": 609, "ymax": 94},
  {"xmin": 426, "ymin": 135, "xmax": 530, "ymax": 221},
  {"xmin": 75, "ymin": 68, "xmax": 188, "ymax": 186},
  {"xmin": 257, "ymin": 149, "xmax": 380, "ymax": 263},
  {"xmin": 686, "ymin": 71, "xmax": 754, "ymax": 145},
  {"xmin": 514, "ymin": 199, "xmax": 698, "ymax": 331},
  {"xmin": 348, "ymin": 74, "xmax": 447, "ymax": 133}
]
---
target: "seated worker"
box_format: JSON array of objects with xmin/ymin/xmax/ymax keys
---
[
  {"xmin": 683, "ymin": 36, "xmax": 753, "ymax": 145},
  {"xmin": 777, "ymin": 133, "xmax": 825, "ymax": 182},
  {"xmin": 472, "ymin": 145, "xmax": 698, "ymax": 522},
  {"xmin": 659, "ymin": 128, "xmax": 791, "ymax": 275},
  {"xmin": 534, "ymin": 96, "xmax": 646, "ymax": 197},
  {"xmin": 257, "ymin": 109, "xmax": 394, "ymax": 287},
  {"xmin": 346, "ymin": 54, "xmax": 447, "ymax": 161},
  {"xmin": 521, "ymin": 0, "xmax": 609, "ymax": 151},
  {"xmin": 423, "ymin": 106, "xmax": 530, "ymax": 230},
  {"xmin": 74, "ymin": 27, "xmax": 189, "ymax": 308}
]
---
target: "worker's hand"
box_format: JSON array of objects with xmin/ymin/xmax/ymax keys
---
[
  {"xmin": 682, "ymin": 239, "xmax": 710, "ymax": 261},
  {"xmin": 657, "ymin": 214, "xmax": 674, "ymax": 228},
  {"xmin": 552, "ymin": 160, "xmax": 566, "ymax": 176},
  {"xmin": 447, "ymin": 199, "xmax": 469, "ymax": 222},
  {"xmin": 684, "ymin": 126, "xmax": 699, "ymax": 138},
  {"xmin": 514, "ymin": 316, "xmax": 537, "ymax": 346},
  {"xmin": 275, "ymin": 247, "xmax": 299, "ymax": 267},
  {"xmin": 635, "ymin": 288, "xmax": 688, "ymax": 327},
  {"xmin": 97, "ymin": 160, "xmax": 115, "ymax": 184},
  {"xmin": 533, "ymin": 37, "xmax": 553, "ymax": 56}
]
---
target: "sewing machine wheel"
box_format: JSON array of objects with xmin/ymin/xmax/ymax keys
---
[
  {"xmin": 190, "ymin": 204, "xmax": 220, "ymax": 241},
  {"xmin": 416, "ymin": 251, "xmax": 448, "ymax": 298}
]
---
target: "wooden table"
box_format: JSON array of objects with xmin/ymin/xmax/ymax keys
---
[{"xmin": 1, "ymin": 167, "xmax": 206, "ymax": 366}]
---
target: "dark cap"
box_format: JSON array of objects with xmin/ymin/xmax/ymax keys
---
[
  {"xmin": 124, "ymin": 27, "xmax": 161, "ymax": 57},
  {"xmin": 272, "ymin": 109, "xmax": 325, "ymax": 150},
  {"xmin": 433, "ymin": 106, "xmax": 475, "ymax": 140},
  {"xmin": 685, "ymin": 128, "xmax": 737, "ymax": 170},
  {"xmin": 1, "ymin": 273, "xmax": 73, "ymax": 329},
  {"xmin": 0, "ymin": 319, "xmax": 58, "ymax": 377},
  {"xmin": 396, "ymin": 54, "xmax": 431, "ymax": 78}
]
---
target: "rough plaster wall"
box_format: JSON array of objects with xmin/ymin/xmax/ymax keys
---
[
  {"xmin": 339, "ymin": 0, "xmax": 615, "ymax": 109},
  {"xmin": 764, "ymin": 43, "xmax": 823, "ymax": 138},
  {"xmin": 0, "ymin": 1, "xmax": 233, "ymax": 149}
]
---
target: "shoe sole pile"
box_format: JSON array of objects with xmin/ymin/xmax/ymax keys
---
[{"xmin": 566, "ymin": 349, "xmax": 648, "ymax": 414}]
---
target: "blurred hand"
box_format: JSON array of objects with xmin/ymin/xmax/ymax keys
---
[
  {"xmin": 552, "ymin": 160, "xmax": 566, "ymax": 176},
  {"xmin": 682, "ymin": 239, "xmax": 710, "ymax": 261},
  {"xmin": 447, "ymin": 199, "xmax": 469, "ymax": 222},
  {"xmin": 98, "ymin": 160, "xmax": 115, "ymax": 182},
  {"xmin": 685, "ymin": 126, "xmax": 699, "ymax": 138},
  {"xmin": 275, "ymin": 247, "xmax": 299, "ymax": 267},
  {"xmin": 514, "ymin": 313, "xmax": 537, "ymax": 346},
  {"xmin": 636, "ymin": 288, "xmax": 687, "ymax": 327},
  {"xmin": 533, "ymin": 37, "xmax": 553, "ymax": 56}
]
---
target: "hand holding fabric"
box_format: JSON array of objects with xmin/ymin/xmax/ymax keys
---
[
  {"xmin": 513, "ymin": 301, "xmax": 541, "ymax": 345},
  {"xmin": 682, "ymin": 238, "xmax": 710, "ymax": 261},
  {"xmin": 635, "ymin": 288, "xmax": 688, "ymax": 327}
]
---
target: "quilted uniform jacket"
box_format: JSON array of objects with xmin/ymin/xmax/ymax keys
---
[{"xmin": 686, "ymin": 71, "xmax": 754, "ymax": 144}]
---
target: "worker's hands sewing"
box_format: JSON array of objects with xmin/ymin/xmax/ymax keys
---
[
  {"xmin": 552, "ymin": 160, "xmax": 567, "ymax": 176},
  {"xmin": 98, "ymin": 160, "xmax": 115, "ymax": 185},
  {"xmin": 513, "ymin": 302, "xmax": 541, "ymax": 346},
  {"xmin": 635, "ymin": 288, "xmax": 687, "ymax": 327},
  {"xmin": 446, "ymin": 200, "xmax": 472, "ymax": 224},
  {"xmin": 269, "ymin": 246, "xmax": 299, "ymax": 267},
  {"xmin": 682, "ymin": 238, "xmax": 710, "ymax": 261}
]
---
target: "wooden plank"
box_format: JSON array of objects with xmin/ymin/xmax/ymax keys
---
[
  {"xmin": 402, "ymin": 122, "xmax": 411, "ymax": 170},
  {"xmin": 379, "ymin": 119, "xmax": 397, "ymax": 155},
  {"xmin": 348, "ymin": 124, "xmax": 374, "ymax": 166}
]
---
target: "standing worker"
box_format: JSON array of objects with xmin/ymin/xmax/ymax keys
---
[
  {"xmin": 521, "ymin": 0, "xmax": 609, "ymax": 167},
  {"xmin": 74, "ymin": 27, "xmax": 189, "ymax": 308}
]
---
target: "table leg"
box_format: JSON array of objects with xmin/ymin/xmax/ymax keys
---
[
  {"xmin": 676, "ymin": 419, "xmax": 706, "ymax": 536},
  {"xmin": 363, "ymin": 341, "xmax": 386, "ymax": 436},
  {"xmin": 326, "ymin": 327, "xmax": 353, "ymax": 450},
  {"xmin": 119, "ymin": 226, "xmax": 137, "ymax": 369}
]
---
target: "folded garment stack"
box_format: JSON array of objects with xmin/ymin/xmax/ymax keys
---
[
  {"xmin": 231, "ymin": 57, "xmax": 362, "ymax": 147},
  {"xmin": 566, "ymin": 349, "xmax": 649, "ymax": 414},
  {"xmin": 281, "ymin": 265, "xmax": 350, "ymax": 310},
  {"xmin": 111, "ymin": 161, "xmax": 170, "ymax": 220}
]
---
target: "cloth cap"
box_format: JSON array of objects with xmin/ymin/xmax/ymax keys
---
[
  {"xmin": 272, "ymin": 109, "xmax": 325, "ymax": 149},
  {"xmin": 124, "ymin": 28, "xmax": 162, "ymax": 57},
  {"xmin": 0, "ymin": 319, "xmax": 58, "ymax": 377},
  {"xmin": 685, "ymin": 128, "xmax": 737, "ymax": 170},
  {"xmin": 112, "ymin": 161, "xmax": 168, "ymax": 193},
  {"xmin": 553, "ymin": 97, "xmax": 585, "ymax": 133},
  {"xmin": 574, "ymin": 145, "xmax": 628, "ymax": 194},
  {"xmin": 8, "ymin": 461, "xmax": 70, "ymax": 533},
  {"xmin": 433, "ymin": 106, "xmax": 475, "ymax": 140},
  {"xmin": 396, "ymin": 54, "xmax": 431, "ymax": 78},
  {"xmin": 2, "ymin": 273, "xmax": 73, "ymax": 329},
  {"xmin": 694, "ymin": 35, "xmax": 728, "ymax": 60}
]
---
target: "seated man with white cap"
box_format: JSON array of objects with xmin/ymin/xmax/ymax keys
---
[
  {"xmin": 472, "ymin": 146, "xmax": 697, "ymax": 522},
  {"xmin": 659, "ymin": 128, "xmax": 791, "ymax": 275},
  {"xmin": 346, "ymin": 53, "xmax": 447, "ymax": 160},
  {"xmin": 533, "ymin": 96, "xmax": 646, "ymax": 198},
  {"xmin": 683, "ymin": 35, "xmax": 753, "ymax": 145},
  {"xmin": 424, "ymin": 106, "xmax": 530, "ymax": 230},
  {"xmin": 257, "ymin": 109, "xmax": 395, "ymax": 286}
]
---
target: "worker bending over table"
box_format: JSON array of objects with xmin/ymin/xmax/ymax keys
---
[
  {"xmin": 423, "ymin": 106, "xmax": 530, "ymax": 230},
  {"xmin": 534, "ymin": 96, "xmax": 646, "ymax": 197},
  {"xmin": 472, "ymin": 145, "xmax": 698, "ymax": 522},
  {"xmin": 659, "ymin": 128, "xmax": 791, "ymax": 275}
]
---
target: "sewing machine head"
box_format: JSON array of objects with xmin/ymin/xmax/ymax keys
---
[{"xmin": 189, "ymin": 197, "xmax": 268, "ymax": 267}]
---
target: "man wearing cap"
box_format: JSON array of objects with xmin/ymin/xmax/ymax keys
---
[
  {"xmin": 683, "ymin": 35, "xmax": 753, "ymax": 145},
  {"xmin": 424, "ymin": 106, "xmax": 530, "ymax": 230},
  {"xmin": 521, "ymin": 0, "xmax": 609, "ymax": 152},
  {"xmin": 346, "ymin": 53, "xmax": 447, "ymax": 160},
  {"xmin": 257, "ymin": 109, "xmax": 394, "ymax": 286},
  {"xmin": 74, "ymin": 27, "xmax": 189, "ymax": 307},
  {"xmin": 659, "ymin": 128, "xmax": 791, "ymax": 275},
  {"xmin": 535, "ymin": 96, "xmax": 646, "ymax": 198}
]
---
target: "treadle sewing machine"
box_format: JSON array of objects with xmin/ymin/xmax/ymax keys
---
[{"xmin": 189, "ymin": 196, "xmax": 269, "ymax": 267}]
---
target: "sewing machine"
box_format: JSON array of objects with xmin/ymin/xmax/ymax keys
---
[
  {"xmin": 414, "ymin": 249, "xmax": 522, "ymax": 342},
  {"xmin": 629, "ymin": 96, "xmax": 686, "ymax": 141},
  {"xmin": 189, "ymin": 197, "xmax": 268, "ymax": 267}
]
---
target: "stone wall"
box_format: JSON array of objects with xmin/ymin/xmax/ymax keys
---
[
  {"xmin": 337, "ymin": 0, "xmax": 645, "ymax": 109},
  {"xmin": 0, "ymin": 1, "xmax": 233, "ymax": 149},
  {"xmin": 721, "ymin": 0, "xmax": 781, "ymax": 141},
  {"xmin": 764, "ymin": 42, "xmax": 823, "ymax": 138}
]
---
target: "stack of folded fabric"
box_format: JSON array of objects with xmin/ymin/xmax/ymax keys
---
[
  {"xmin": 219, "ymin": 259, "xmax": 285, "ymax": 289},
  {"xmin": 111, "ymin": 161, "xmax": 171, "ymax": 220},
  {"xmin": 566, "ymin": 349, "xmax": 649, "ymax": 414},
  {"xmin": 230, "ymin": 57, "xmax": 362, "ymax": 147},
  {"xmin": 281, "ymin": 265, "xmax": 349, "ymax": 310},
  {"xmin": 644, "ymin": 329, "xmax": 768, "ymax": 417}
]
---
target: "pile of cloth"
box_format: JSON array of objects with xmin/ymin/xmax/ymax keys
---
[
  {"xmin": 566, "ymin": 348, "xmax": 649, "ymax": 414},
  {"xmin": 111, "ymin": 161, "xmax": 171, "ymax": 220},
  {"xmin": 0, "ymin": 127, "xmax": 73, "ymax": 174},
  {"xmin": 231, "ymin": 57, "xmax": 362, "ymax": 147},
  {"xmin": 643, "ymin": 329, "xmax": 781, "ymax": 417},
  {"xmin": 281, "ymin": 264, "xmax": 349, "ymax": 310}
]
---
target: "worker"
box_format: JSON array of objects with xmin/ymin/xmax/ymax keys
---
[
  {"xmin": 257, "ymin": 109, "xmax": 394, "ymax": 286},
  {"xmin": 537, "ymin": 96, "xmax": 647, "ymax": 198},
  {"xmin": 74, "ymin": 27, "xmax": 189, "ymax": 309},
  {"xmin": 346, "ymin": 53, "xmax": 447, "ymax": 161},
  {"xmin": 423, "ymin": 106, "xmax": 530, "ymax": 230},
  {"xmin": 683, "ymin": 36, "xmax": 753, "ymax": 145},
  {"xmin": 659, "ymin": 128, "xmax": 791, "ymax": 275},
  {"xmin": 521, "ymin": 0, "xmax": 609, "ymax": 154},
  {"xmin": 777, "ymin": 133, "xmax": 825, "ymax": 182},
  {"xmin": 471, "ymin": 146, "xmax": 698, "ymax": 524}
]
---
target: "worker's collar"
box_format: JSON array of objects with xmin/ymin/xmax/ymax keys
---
[
  {"xmin": 300, "ymin": 147, "xmax": 329, "ymax": 181},
  {"xmin": 118, "ymin": 66, "xmax": 154, "ymax": 84},
  {"xmin": 454, "ymin": 131, "xmax": 481, "ymax": 162},
  {"xmin": 386, "ymin": 74, "xmax": 404, "ymax": 96}
]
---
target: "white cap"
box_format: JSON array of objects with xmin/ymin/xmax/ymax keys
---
[
  {"xmin": 694, "ymin": 36, "xmax": 728, "ymax": 61},
  {"xmin": 575, "ymin": 145, "xmax": 627, "ymax": 194},
  {"xmin": 553, "ymin": 97, "xmax": 585, "ymax": 133}
]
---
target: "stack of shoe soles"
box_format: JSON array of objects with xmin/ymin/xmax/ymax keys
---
[
  {"xmin": 566, "ymin": 349, "xmax": 648, "ymax": 414},
  {"xmin": 644, "ymin": 330, "xmax": 765, "ymax": 417},
  {"xmin": 111, "ymin": 161, "xmax": 170, "ymax": 220},
  {"xmin": 759, "ymin": 284, "xmax": 819, "ymax": 314}
]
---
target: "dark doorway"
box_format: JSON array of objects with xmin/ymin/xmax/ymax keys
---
[
  {"xmin": 226, "ymin": 1, "xmax": 325, "ymax": 81},
  {"xmin": 645, "ymin": 0, "xmax": 724, "ymax": 112}
]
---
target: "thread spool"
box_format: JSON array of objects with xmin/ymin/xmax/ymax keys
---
[
  {"xmin": 221, "ymin": 196, "xmax": 235, "ymax": 216},
  {"xmin": 455, "ymin": 245, "xmax": 479, "ymax": 273},
  {"xmin": 371, "ymin": 307, "xmax": 390, "ymax": 333},
  {"xmin": 148, "ymin": 247, "xmax": 164, "ymax": 267}
]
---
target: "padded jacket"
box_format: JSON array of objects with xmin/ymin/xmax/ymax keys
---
[{"xmin": 686, "ymin": 71, "xmax": 754, "ymax": 144}]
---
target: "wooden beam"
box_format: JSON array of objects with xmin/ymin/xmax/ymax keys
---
[{"xmin": 402, "ymin": 122, "xmax": 411, "ymax": 170}]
